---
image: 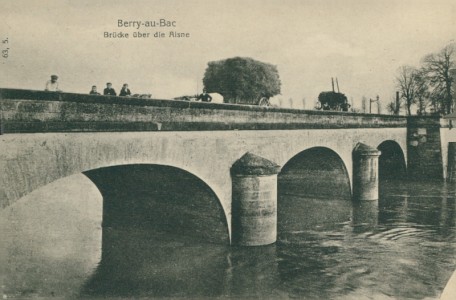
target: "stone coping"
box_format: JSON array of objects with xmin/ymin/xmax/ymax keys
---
[
  {"xmin": 0, "ymin": 88, "xmax": 407, "ymax": 118},
  {"xmin": 231, "ymin": 152, "xmax": 281, "ymax": 176}
]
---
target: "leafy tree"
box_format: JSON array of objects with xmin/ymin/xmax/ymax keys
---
[
  {"xmin": 421, "ymin": 44, "xmax": 455, "ymax": 114},
  {"xmin": 202, "ymin": 57, "xmax": 281, "ymax": 104}
]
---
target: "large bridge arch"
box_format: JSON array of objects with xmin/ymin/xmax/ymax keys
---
[
  {"xmin": 276, "ymin": 146, "xmax": 353, "ymax": 240},
  {"xmin": 278, "ymin": 146, "xmax": 352, "ymax": 199},
  {"xmin": 377, "ymin": 140, "xmax": 407, "ymax": 180},
  {"xmin": 0, "ymin": 132, "xmax": 234, "ymax": 231},
  {"xmin": 83, "ymin": 164, "xmax": 230, "ymax": 244}
]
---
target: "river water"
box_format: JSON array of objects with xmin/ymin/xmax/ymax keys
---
[{"xmin": 1, "ymin": 175, "xmax": 455, "ymax": 299}]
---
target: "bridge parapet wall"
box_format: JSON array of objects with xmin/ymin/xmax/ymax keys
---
[{"xmin": 0, "ymin": 88, "xmax": 407, "ymax": 133}]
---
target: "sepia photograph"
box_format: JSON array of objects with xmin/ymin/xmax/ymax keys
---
[{"xmin": 1, "ymin": 0, "xmax": 456, "ymax": 299}]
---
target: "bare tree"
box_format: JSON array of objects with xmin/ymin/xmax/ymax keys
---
[
  {"xmin": 361, "ymin": 96, "xmax": 367, "ymax": 113},
  {"xmin": 386, "ymin": 93, "xmax": 401, "ymax": 115},
  {"xmin": 414, "ymin": 69, "xmax": 431, "ymax": 115},
  {"xmin": 395, "ymin": 65, "xmax": 419, "ymax": 115},
  {"xmin": 421, "ymin": 44, "xmax": 455, "ymax": 114},
  {"xmin": 386, "ymin": 101, "xmax": 396, "ymax": 115}
]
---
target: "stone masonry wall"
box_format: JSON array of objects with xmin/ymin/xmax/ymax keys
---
[
  {"xmin": 0, "ymin": 88, "xmax": 406, "ymax": 133},
  {"xmin": 407, "ymin": 116, "xmax": 444, "ymax": 179}
]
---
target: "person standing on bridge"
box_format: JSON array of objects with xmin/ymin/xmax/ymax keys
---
[
  {"xmin": 45, "ymin": 75, "xmax": 61, "ymax": 92},
  {"xmin": 341, "ymin": 99, "xmax": 351, "ymax": 112},
  {"xmin": 89, "ymin": 85, "xmax": 100, "ymax": 95},
  {"xmin": 119, "ymin": 83, "xmax": 131, "ymax": 97},
  {"xmin": 196, "ymin": 89, "xmax": 212, "ymax": 102},
  {"xmin": 103, "ymin": 82, "xmax": 117, "ymax": 96}
]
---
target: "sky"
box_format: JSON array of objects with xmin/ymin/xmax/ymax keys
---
[{"xmin": 1, "ymin": 0, "xmax": 455, "ymax": 109}]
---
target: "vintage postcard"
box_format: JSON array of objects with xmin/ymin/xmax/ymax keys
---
[{"xmin": 1, "ymin": 0, "xmax": 456, "ymax": 299}]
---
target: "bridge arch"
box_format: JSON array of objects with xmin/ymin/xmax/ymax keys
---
[
  {"xmin": 83, "ymin": 164, "xmax": 230, "ymax": 244},
  {"xmin": 377, "ymin": 140, "xmax": 407, "ymax": 180},
  {"xmin": 277, "ymin": 147, "xmax": 353, "ymax": 240},
  {"xmin": 278, "ymin": 146, "xmax": 352, "ymax": 199}
]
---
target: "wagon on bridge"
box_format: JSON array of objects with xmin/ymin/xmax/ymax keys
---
[{"xmin": 317, "ymin": 78, "xmax": 350, "ymax": 111}]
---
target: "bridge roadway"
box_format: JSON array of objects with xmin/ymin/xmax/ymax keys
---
[{"xmin": 1, "ymin": 88, "xmax": 455, "ymax": 245}]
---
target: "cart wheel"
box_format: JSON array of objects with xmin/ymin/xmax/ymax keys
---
[{"xmin": 258, "ymin": 97, "xmax": 269, "ymax": 107}]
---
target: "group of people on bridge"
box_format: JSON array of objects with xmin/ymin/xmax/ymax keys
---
[
  {"xmin": 45, "ymin": 75, "xmax": 133, "ymax": 97},
  {"xmin": 44, "ymin": 74, "xmax": 210, "ymax": 101},
  {"xmin": 89, "ymin": 82, "xmax": 132, "ymax": 97}
]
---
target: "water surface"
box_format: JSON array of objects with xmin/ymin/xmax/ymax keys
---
[{"xmin": 1, "ymin": 175, "xmax": 455, "ymax": 299}]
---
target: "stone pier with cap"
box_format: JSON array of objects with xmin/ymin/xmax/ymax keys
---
[
  {"xmin": 231, "ymin": 152, "xmax": 281, "ymax": 246},
  {"xmin": 352, "ymin": 143, "xmax": 381, "ymax": 201}
]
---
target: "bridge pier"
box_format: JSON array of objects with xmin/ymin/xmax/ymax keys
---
[
  {"xmin": 352, "ymin": 143, "xmax": 381, "ymax": 201},
  {"xmin": 231, "ymin": 153, "xmax": 281, "ymax": 246},
  {"xmin": 407, "ymin": 116, "xmax": 444, "ymax": 179}
]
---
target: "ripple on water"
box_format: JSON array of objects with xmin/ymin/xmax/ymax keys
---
[{"xmin": 1, "ymin": 178, "xmax": 455, "ymax": 299}]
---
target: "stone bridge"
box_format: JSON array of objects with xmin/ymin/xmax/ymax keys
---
[{"xmin": 1, "ymin": 88, "xmax": 454, "ymax": 246}]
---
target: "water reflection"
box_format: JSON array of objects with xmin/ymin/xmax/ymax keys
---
[
  {"xmin": 352, "ymin": 201, "xmax": 378, "ymax": 232},
  {"xmin": 81, "ymin": 229, "xmax": 230, "ymax": 298},
  {"xmin": 81, "ymin": 228, "xmax": 280, "ymax": 298},
  {"xmin": 0, "ymin": 174, "xmax": 102, "ymax": 299},
  {"xmin": 1, "ymin": 176, "xmax": 455, "ymax": 299}
]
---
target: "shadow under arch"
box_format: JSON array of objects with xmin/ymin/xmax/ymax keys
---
[
  {"xmin": 277, "ymin": 147, "xmax": 352, "ymax": 239},
  {"xmin": 377, "ymin": 140, "xmax": 406, "ymax": 180},
  {"xmin": 278, "ymin": 147, "xmax": 352, "ymax": 200},
  {"xmin": 79, "ymin": 164, "xmax": 232, "ymax": 298},
  {"xmin": 83, "ymin": 164, "xmax": 229, "ymax": 244}
]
